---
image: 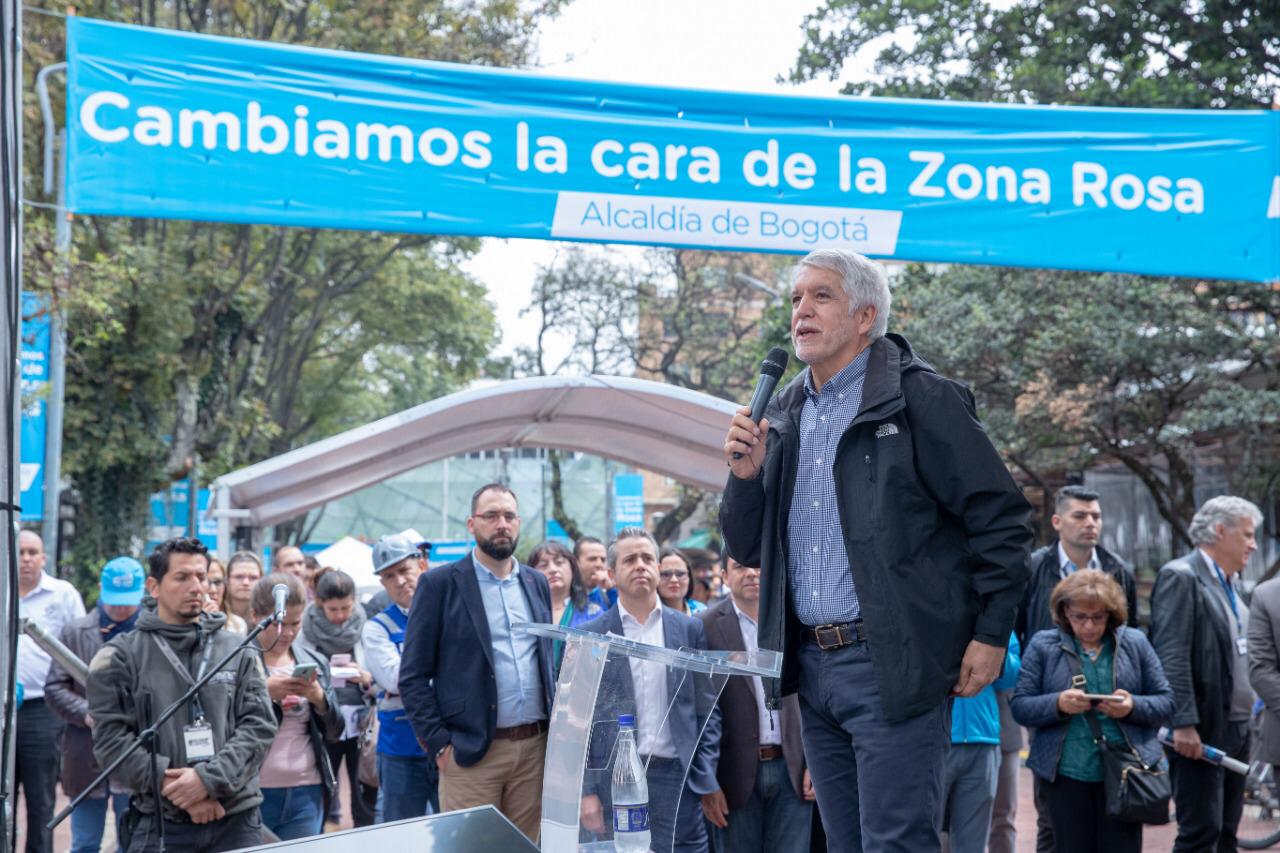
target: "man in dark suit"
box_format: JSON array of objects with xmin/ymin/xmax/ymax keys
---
[
  {"xmin": 1152, "ymin": 495, "xmax": 1262, "ymax": 853},
  {"xmin": 699, "ymin": 556, "xmax": 812, "ymax": 853},
  {"xmin": 399, "ymin": 483, "xmax": 555, "ymax": 842},
  {"xmin": 578, "ymin": 527, "xmax": 721, "ymax": 853}
]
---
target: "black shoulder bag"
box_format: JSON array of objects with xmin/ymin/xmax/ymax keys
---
[{"xmin": 1067, "ymin": 651, "xmax": 1171, "ymax": 824}]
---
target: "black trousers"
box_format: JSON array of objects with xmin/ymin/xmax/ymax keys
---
[
  {"xmin": 325, "ymin": 737, "xmax": 378, "ymax": 827},
  {"xmin": 1042, "ymin": 774, "xmax": 1142, "ymax": 853},
  {"xmin": 126, "ymin": 807, "xmax": 264, "ymax": 853},
  {"xmin": 1168, "ymin": 721, "xmax": 1250, "ymax": 853},
  {"xmin": 16, "ymin": 699, "xmax": 63, "ymax": 853},
  {"xmin": 1033, "ymin": 774, "xmax": 1056, "ymax": 853}
]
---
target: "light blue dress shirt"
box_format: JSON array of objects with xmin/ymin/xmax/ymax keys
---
[
  {"xmin": 787, "ymin": 348, "xmax": 870, "ymax": 626},
  {"xmin": 473, "ymin": 554, "xmax": 546, "ymax": 727}
]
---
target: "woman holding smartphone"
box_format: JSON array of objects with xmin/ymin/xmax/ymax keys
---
[
  {"xmin": 1012, "ymin": 569, "xmax": 1174, "ymax": 852},
  {"xmin": 251, "ymin": 573, "xmax": 342, "ymax": 840}
]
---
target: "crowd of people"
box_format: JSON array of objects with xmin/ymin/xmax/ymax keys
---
[{"xmin": 7, "ymin": 248, "xmax": 1275, "ymax": 853}]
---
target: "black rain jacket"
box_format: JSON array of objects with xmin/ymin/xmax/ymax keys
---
[{"xmin": 721, "ymin": 333, "xmax": 1033, "ymax": 723}]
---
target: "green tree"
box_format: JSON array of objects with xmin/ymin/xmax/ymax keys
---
[
  {"xmin": 790, "ymin": 1, "xmax": 1280, "ymax": 550},
  {"xmin": 519, "ymin": 246, "xmax": 790, "ymax": 544},
  {"xmin": 22, "ymin": 0, "xmax": 563, "ymax": 583}
]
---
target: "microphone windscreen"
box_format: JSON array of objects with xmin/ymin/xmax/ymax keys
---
[{"xmin": 760, "ymin": 347, "xmax": 790, "ymax": 379}]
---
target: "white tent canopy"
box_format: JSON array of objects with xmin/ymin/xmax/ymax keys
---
[{"xmin": 211, "ymin": 375, "xmax": 738, "ymax": 550}]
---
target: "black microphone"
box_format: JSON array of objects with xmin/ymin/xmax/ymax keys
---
[
  {"xmin": 272, "ymin": 583, "xmax": 289, "ymax": 623},
  {"xmin": 732, "ymin": 347, "xmax": 790, "ymax": 460}
]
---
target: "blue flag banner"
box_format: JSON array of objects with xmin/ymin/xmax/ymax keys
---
[
  {"xmin": 19, "ymin": 293, "xmax": 50, "ymax": 522},
  {"xmin": 67, "ymin": 18, "xmax": 1280, "ymax": 281}
]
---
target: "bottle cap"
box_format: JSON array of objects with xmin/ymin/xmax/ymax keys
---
[{"xmin": 618, "ymin": 714, "xmax": 635, "ymax": 727}]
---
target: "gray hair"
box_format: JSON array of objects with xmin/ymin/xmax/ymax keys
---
[
  {"xmin": 1188, "ymin": 496, "xmax": 1263, "ymax": 546},
  {"xmin": 607, "ymin": 527, "xmax": 658, "ymax": 568},
  {"xmin": 793, "ymin": 249, "xmax": 892, "ymax": 340}
]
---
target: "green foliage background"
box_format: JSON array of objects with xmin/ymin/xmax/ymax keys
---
[{"xmin": 22, "ymin": 0, "xmax": 565, "ymax": 590}]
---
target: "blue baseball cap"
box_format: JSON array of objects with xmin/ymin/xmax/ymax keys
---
[{"xmin": 100, "ymin": 556, "xmax": 146, "ymax": 605}]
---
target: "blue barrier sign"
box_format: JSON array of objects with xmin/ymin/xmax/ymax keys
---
[
  {"xmin": 19, "ymin": 293, "xmax": 49, "ymax": 522},
  {"xmin": 67, "ymin": 18, "xmax": 1280, "ymax": 282}
]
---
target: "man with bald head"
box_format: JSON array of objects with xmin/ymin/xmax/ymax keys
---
[{"xmin": 16, "ymin": 530, "xmax": 85, "ymax": 852}]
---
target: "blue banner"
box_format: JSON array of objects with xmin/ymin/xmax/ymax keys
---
[
  {"xmin": 19, "ymin": 293, "xmax": 49, "ymax": 522},
  {"xmin": 147, "ymin": 485, "xmax": 217, "ymax": 550},
  {"xmin": 67, "ymin": 18, "xmax": 1280, "ymax": 281},
  {"xmin": 613, "ymin": 474, "xmax": 645, "ymax": 534}
]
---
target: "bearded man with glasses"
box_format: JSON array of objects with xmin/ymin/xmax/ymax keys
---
[{"xmin": 399, "ymin": 483, "xmax": 556, "ymax": 843}]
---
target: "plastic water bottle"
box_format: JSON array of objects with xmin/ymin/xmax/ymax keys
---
[{"xmin": 612, "ymin": 714, "xmax": 650, "ymax": 852}]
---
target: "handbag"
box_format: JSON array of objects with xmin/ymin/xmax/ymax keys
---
[
  {"xmin": 1082, "ymin": 710, "xmax": 1171, "ymax": 824},
  {"xmin": 1065, "ymin": 647, "xmax": 1170, "ymax": 824},
  {"xmin": 357, "ymin": 704, "xmax": 380, "ymax": 789}
]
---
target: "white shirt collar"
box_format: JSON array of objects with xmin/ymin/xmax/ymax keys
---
[
  {"xmin": 731, "ymin": 599, "xmax": 758, "ymax": 626},
  {"xmin": 472, "ymin": 549, "xmax": 518, "ymax": 581},
  {"xmin": 620, "ymin": 599, "xmax": 663, "ymax": 628},
  {"xmin": 20, "ymin": 571, "xmax": 53, "ymax": 600},
  {"xmin": 1058, "ymin": 542, "xmax": 1099, "ymax": 572}
]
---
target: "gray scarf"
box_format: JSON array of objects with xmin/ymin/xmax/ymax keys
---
[{"xmin": 301, "ymin": 601, "xmax": 365, "ymax": 658}]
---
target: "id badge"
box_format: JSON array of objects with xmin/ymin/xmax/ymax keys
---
[
  {"xmin": 1237, "ymin": 636, "xmax": 1249, "ymax": 656},
  {"xmin": 183, "ymin": 722, "xmax": 215, "ymax": 763}
]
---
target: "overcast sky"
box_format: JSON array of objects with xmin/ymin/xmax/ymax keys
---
[{"xmin": 463, "ymin": 0, "xmax": 852, "ymax": 358}]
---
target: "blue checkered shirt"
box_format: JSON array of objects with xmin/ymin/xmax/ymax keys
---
[{"xmin": 787, "ymin": 349, "xmax": 871, "ymax": 626}]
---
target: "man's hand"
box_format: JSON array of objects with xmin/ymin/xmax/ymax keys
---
[
  {"xmin": 802, "ymin": 769, "xmax": 816, "ymax": 802},
  {"xmin": 580, "ymin": 794, "xmax": 605, "ymax": 835},
  {"xmin": 724, "ymin": 406, "xmax": 769, "ymax": 480},
  {"xmin": 950, "ymin": 640, "xmax": 1005, "ymax": 697},
  {"xmin": 435, "ymin": 744, "xmax": 453, "ymax": 772},
  {"xmin": 1171, "ymin": 725, "xmax": 1204, "ymax": 760},
  {"xmin": 161, "ymin": 767, "xmax": 210, "ymax": 811},
  {"xmin": 701, "ymin": 789, "xmax": 729, "ymax": 828},
  {"xmin": 185, "ymin": 798, "xmax": 226, "ymax": 825},
  {"xmin": 1097, "ymin": 688, "xmax": 1134, "ymax": 720}
]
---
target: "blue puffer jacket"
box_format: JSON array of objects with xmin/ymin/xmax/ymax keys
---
[
  {"xmin": 952, "ymin": 633, "xmax": 1021, "ymax": 745},
  {"xmin": 1011, "ymin": 625, "xmax": 1174, "ymax": 782}
]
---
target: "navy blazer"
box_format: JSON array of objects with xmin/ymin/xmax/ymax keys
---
[
  {"xmin": 579, "ymin": 603, "xmax": 722, "ymax": 798},
  {"xmin": 399, "ymin": 553, "xmax": 556, "ymax": 767}
]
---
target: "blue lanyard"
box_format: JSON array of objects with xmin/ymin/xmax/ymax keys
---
[{"xmin": 1211, "ymin": 562, "xmax": 1241, "ymax": 632}]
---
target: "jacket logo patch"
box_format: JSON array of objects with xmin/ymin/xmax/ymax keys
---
[{"xmin": 874, "ymin": 423, "xmax": 899, "ymax": 438}]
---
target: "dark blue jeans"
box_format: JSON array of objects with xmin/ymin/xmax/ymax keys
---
[
  {"xmin": 260, "ymin": 784, "xmax": 325, "ymax": 841},
  {"xmin": 797, "ymin": 640, "xmax": 949, "ymax": 853},
  {"xmin": 713, "ymin": 756, "xmax": 812, "ymax": 853},
  {"xmin": 377, "ymin": 753, "xmax": 439, "ymax": 822},
  {"xmin": 70, "ymin": 792, "xmax": 131, "ymax": 853}
]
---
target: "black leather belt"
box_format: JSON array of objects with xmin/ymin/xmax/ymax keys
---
[
  {"xmin": 759, "ymin": 745, "xmax": 784, "ymax": 761},
  {"xmin": 803, "ymin": 620, "xmax": 867, "ymax": 650},
  {"xmin": 494, "ymin": 720, "xmax": 548, "ymax": 741}
]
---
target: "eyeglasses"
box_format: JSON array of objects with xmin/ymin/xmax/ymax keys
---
[
  {"xmin": 475, "ymin": 511, "xmax": 519, "ymax": 524},
  {"xmin": 1066, "ymin": 611, "xmax": 1109, "ymax": 625},
  {"xmin": 659, "ymin": 571, "xmax": 689, "ymax": 581}
]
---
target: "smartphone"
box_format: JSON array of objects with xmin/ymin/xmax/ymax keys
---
[
  {"xmin": 291, "ymin": 662, "xmax": 319, "ymax": 679},
  {"xmin": 1081, "ymin": 693, "xmax": 1123, "ymax": 703}
]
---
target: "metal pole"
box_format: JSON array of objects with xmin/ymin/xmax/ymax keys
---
[
  {"xmin": 440, "ymin": 456, "xmax": 449, "ymax": 540},
  {"xmin": 38, "ymin": 131, "xmax": 67, "ymax": 553},
  {"xmin": 186, "ymin": 455, "xmax": 198, "ymax": 538},
  {"xmin": 2, "ymin": 0, "xmax": 24, "ymax": 846}
]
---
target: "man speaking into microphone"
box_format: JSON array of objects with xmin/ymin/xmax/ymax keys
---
[{"xmin": 721, "ymin": 249, "xmax": 1032, "ymax": 853}]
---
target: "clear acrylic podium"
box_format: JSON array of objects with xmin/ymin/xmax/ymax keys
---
[{"xmin": 515, "ymin": 621, "xmax": 782, "ymax": 853}]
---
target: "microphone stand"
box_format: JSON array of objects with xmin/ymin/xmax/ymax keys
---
[{"xmin": 48, "ymin": 612, "xmax": 281, "ymax": 851}]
